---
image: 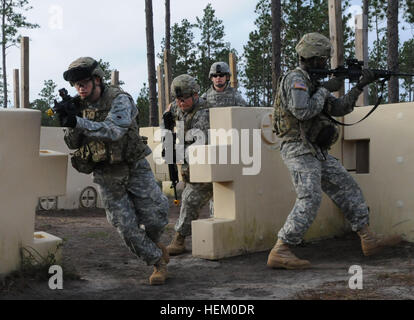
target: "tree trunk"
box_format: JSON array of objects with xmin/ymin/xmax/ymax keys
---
[
  {"xmin": 387, "ymin": 0, "xmax": 399, "ymax": 103},
  {"xmin": 271, "ymin": 0, "xmax": 281, "ymax": 100},
  {"xmin": 145, "ymin": 0, "xmax": 158, "ymax": 126},
  {"xmin": 2, "ymin": 0, "xmax": 8, "ymax": 108},
  {"xmin": 165, "ymin": 0, "xmax": 170, "ymax": 51},
  {"xmin": 164, "ymin": 0, "xmax": 172, "ymax": 103}
]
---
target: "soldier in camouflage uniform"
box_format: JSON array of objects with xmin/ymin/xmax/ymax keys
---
[
  {"xmin": 268, "ymin": 33, "xmax": 402, "ymax": 269},
  {"xmin": 202, "ymin": 62, "xmax": 248, "ymax": 217},
  {"xmin": 59, "ymin": 57, "xmax": 170, "ymax": 285},
  {"xmin": 201, "ymin": 62, "xmax": 247, "ymax": 107},
  {"xmin": 161, "ymin": 74, "xmax": 213, "ymax": 256}
]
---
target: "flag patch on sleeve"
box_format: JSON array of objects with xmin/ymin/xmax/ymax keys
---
[{"xmin": 293, "ymin": 82, "xmax": 307, "ymax": 91}]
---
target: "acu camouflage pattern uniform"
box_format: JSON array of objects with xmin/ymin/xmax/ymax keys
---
[
  {"xmin": 201, "ymin": 84, "xmax": 247, "ymax": 107},
  {"xmin": 201, "ymin": 61, "xmax": 247, "ymax": 107},
  {"xmin": 162, "ymin": 82, "xmax": 212, "ymax": 237},
  {"xmin": 65, "ymin": 85, "xmax": 169, "ymax": 266},
  {"xmin": 274, "ymin": 66, "xmax": 370, "ymax": 246}
]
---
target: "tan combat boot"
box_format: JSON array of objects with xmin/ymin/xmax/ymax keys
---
[
  {"xmin": 166, "ymin": 232, "xmax": 186, "ymax": 256},
  {"xmin": 149, "ymin": 257, "xmax": 168, "ymax": 285},
  {"xmin": 157, "ymin": 242, "xmax": 170, "ymax": 264},
  {"xmin": 357, "ymin": 225, "xmax": 402, "ymax": 256},
  {"xmin": 267, "ymin": 239, "xmax": 311, "ymax": 270}
]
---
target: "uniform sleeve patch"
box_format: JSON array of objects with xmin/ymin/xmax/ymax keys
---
[{"xmin": 293, "ymin": 82, "xmax": 307, "ymax": 91}]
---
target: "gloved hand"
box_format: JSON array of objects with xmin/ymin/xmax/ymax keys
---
[
  {"xmin": 357, "ymin": 69, "xmax": 378, "ymax": 90},
  {"xmin": 321, "ymin": 76, "xmax": 345, "ymax": 92},
  {"xmin": 59, "ymin": 113, "xmax": 77, "ymax": 128}
]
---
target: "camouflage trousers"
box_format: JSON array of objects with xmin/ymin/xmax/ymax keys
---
[
  {"xmin": 93, "ymin": 158, "xmax": 169, "ymax": 266},
  {"xmin": 175, "ymin": 182, "xmax": 213, "ymax": 237},
  {"xmin": 278, "ymin": 153, "xmax": 369, "ymax": 245}
]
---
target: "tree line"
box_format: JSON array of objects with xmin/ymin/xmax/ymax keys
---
[{"xmin": 1, "ymin": 1, "xmax": 413, "ymax": 127}]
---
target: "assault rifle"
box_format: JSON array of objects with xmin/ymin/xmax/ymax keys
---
[
  {"xmin": 308, "ymin": 58, "xmax": 414, "ymax": 82},
  {"xmin": 309, "ymin": 59, "xmax": 414, "ymax": 126},
  {"xmin": 47, "ymin": 88, "xmax": 83, "ymax": 118},
  {"xmin": 162, "ymin": 111, "xmax": 180, "ymax": 206}
]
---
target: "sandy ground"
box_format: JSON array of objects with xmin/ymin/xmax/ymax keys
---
[{"xmin": 1, "ymin": 200, "xmax": 413, "ymax": 301}]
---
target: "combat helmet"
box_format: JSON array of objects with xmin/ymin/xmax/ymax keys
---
[
  {"xmin": 295, "ymin": 33, "xmax": 333, "ymax": 59},
  {"xmin": 63, "ymin": 57, "xmax": 105, "ymax": 83},
  {"xmin": 171, "ymin": 74, "xmax": 200, "ymax": 98},
  {"xmin": 209, "ymin": 62, "xmax": 231, "ymax": 78}
]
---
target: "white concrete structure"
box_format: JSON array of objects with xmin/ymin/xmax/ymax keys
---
[
  {"xmin": 0, "ymin": 109, "xmax": 67, "ymax": 276},
  {"xmin": 188, "ymin": 105, "xmax": 413, "ymax": 260},
  {"xmin": 39, "ymin": 127, "xmax": 103, "ymax": 210}
]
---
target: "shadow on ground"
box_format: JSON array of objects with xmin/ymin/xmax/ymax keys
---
[{"xmin": 1, "ymin": 200, "xmax": 413, "ymax": 300}]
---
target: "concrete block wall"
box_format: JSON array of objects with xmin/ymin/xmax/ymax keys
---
[{"xmin": 0, "ymin": 109, "xmax": 67, "ymax": 276}]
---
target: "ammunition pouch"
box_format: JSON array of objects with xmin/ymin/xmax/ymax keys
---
[
  {"xmin": 306, "ymin": 113, "xmax": 339, "ymax": 150},
  {"xmin": 71, "ymin": 144, "xmax": 97, "ymax": 174},
  {"xmin": 124, "ymin": 130, "xmax": 150, "ymax": 164}
]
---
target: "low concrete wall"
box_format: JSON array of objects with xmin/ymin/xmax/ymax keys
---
[
  {"xmin": 344, "ymin": 102, "xmax": 414, "ymax": 242},
  {"xmin": 0, "ymin": 110, "xmax": 66, "ymax": 276}
]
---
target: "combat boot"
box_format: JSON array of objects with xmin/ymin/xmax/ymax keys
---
[
  {"xmin": 267, "ymin": 239, "xmax": 311, "ymax": 270},
  {"xmin": 149, "ymin": 257, "xmax": 168, "ymax": 285},
  {"xmin": 157, "ymin": 242, "xmax": 170, "ymax": 264},
  {"xmin": 357, "ymin": 225, "xmax": 402, "ymax": 256},
  {"xmin": 166, "ymin": 232, "xmax": 186, "ymax": 256}
]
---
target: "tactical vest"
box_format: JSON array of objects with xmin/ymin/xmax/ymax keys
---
[
  {"xmin": 176, "ymin": 98, "xmax": 208, "ymax": 145},
  {"xmin": 273, "ymin": 68, "xmax": 339, "ymax": 150},
  {"xmin": 273, "ymin": 69, "xmax": 307, "ymax": 141},
  {"xmin": 205, "ymin": 85, "xmax": 239, "ymax": 107},
  {"xmin": 175, "ymin": 98, "xmax": 208, "ymax": 182},
  {"xmin": 71, "ymin": 86, "xmax": 150, "ymax": 174}
]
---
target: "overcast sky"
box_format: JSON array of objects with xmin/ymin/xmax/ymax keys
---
[{"xmin": 4, "ymin": 0, "xmax": 412, "ymax": 106}]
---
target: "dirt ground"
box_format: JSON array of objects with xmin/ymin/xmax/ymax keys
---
[{"xmin": 1, "ymin": 200, "xmax": 413, "ymax": 301}]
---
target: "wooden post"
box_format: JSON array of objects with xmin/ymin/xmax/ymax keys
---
[
  {"xmin": 163, "ymin": 49, "xmax": 172, "ymax": 106},
  {"xmin": 157, "ymin": 64, "xmax": 166, "ymax": 125},
  {"xmin": 328, "ymin": 0, "xmax": 344, "ymax": 97},
  {"xmin": 229, "ymin": 52, "xmax": 238, "ymax": 89},
  {"xmin": 355, "ymin": 14, "xmax": 369, "ymax": 106},
  {"xmin": 13, "ymin": 69, "xmax": 20, "ymax": 109},
  {"xmin": 111, "ymin": 70, "xmax": 119, "ymax": 86},
  {"xmin": 20, "ymin": 37, "xmax": 29, "ymax": 108},
  {"xmin": 328, "ymin": 0, "xmax": 345, "ymax": 163}
]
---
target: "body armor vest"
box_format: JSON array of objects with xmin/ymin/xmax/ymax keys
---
[
  {"xmin": 205, "ymin": 85, "xmax": 239, "ymax": 107},
  {"xmin": 72, "ymin": 86, "xmax": 150, "ymax": 174},
  {"xmin": 273, "ymin": 68, "xmax": 339, "ymax": 150}
]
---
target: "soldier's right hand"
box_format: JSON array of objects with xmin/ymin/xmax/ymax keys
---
[{"xmin": 321, "ymin": 76, "xmax": 345, "ymax": 92}]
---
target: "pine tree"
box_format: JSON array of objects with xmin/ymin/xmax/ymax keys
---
[
  {"xmin": 136, "ymin": 83, "xmax": 150, "ymax": 128},
  {"xmin": 387, "ymin": 0, "xmax": 399, "ymax": 103},
  {"xmin": 0, "ymin": 0, "xmax": 39, "ymax": 108},
  {"xmin": 195, "ymin": 4, "xmax": 232, "ymax": 93},
  {"xmin": 170, "ymin": 19, "xmax": 197, "ymax": 78},
  {"xmin": 241, "ymin": 0, "xmax": 273, "ymax": 107},
  {"xmin": 399, "ymin": 39, "xmax": 414, "ymax": 101},
  {"xmin": 30, "ymin": 79, "xmax": 59, "ymax": 127},
  {"xmin": 97, "ymin": 59, "xmax": 125, "ymax": 86},
  {"xmin": 145, "ymin": 0, "xmax": 158, "ymax": 126}
]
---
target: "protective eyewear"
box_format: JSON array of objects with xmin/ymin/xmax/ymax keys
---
[
  {"xmin": 211, "ymin": 73, "xmax": 227, "ymax": 78},
  {"xmin": 175, "ymin": 94, "xmax": 193, "ymax": 101}
]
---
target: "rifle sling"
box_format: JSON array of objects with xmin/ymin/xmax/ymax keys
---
[{"xmin": 324, "ymin": 79, "xmax": 386, "ymax": 127}]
